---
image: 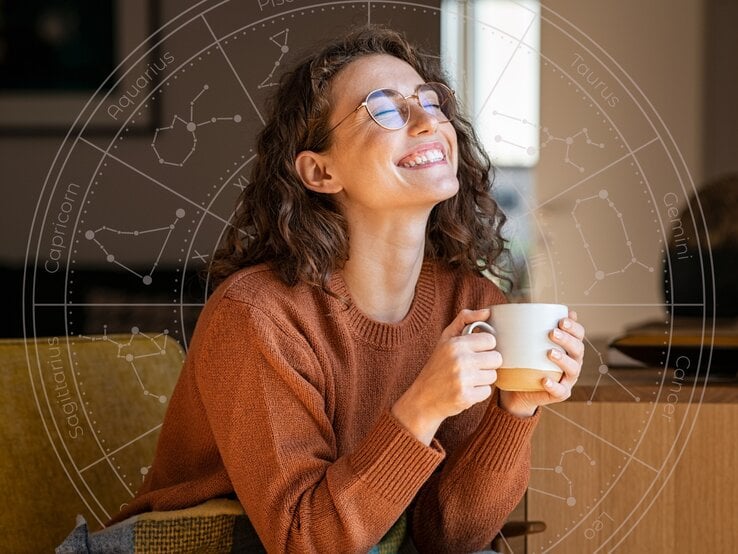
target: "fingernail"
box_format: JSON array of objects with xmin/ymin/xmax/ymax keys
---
[
  {"xmin": 563, "ymin": 319, "xmax": 572, "ymax": 329},
  {"xmin": 550, "ymin": 348, "xmax": 562, "ymax": 359},
  {"xmin": 544, "ymin": 378, "xmax": 553, "ymax": 387},
  {"xmin": 553, "ymin": 328, "xmax": 563, "ymax": 339}
]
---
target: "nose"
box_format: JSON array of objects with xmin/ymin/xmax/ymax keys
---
[{"xmin": 406, "ymin": 98, "xmax": 439, "ymax": 135}]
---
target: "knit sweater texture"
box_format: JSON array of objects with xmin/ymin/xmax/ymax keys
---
[{"xmin": 110, "ymin": 260, "xmax": 540, "ymax": 553}]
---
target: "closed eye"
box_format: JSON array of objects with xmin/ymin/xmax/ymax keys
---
[{"xmin": 374, "ymin": 108, "xmax": 400, "ymax": 117}]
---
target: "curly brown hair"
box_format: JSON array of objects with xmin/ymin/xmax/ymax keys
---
[{"xmin": 208, "ymin": 25, "xmax": 509, "ymax": 292}]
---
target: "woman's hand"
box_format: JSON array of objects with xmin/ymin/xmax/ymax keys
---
[
  {"xmin": 499, "ymin": 310, "xmax": 586, "ymax": 418},
  {"xmin": 391, "ymin": 308, "xmax": 502, "ymax": 445}
]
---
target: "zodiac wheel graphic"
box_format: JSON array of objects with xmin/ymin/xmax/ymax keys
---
[{"xmin": 24, "ymin": 1, "xmax": 712, "ymax": 549}]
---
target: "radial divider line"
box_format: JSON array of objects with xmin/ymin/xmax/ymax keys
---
[
  {"xmin": 531, "ymin": 136, "xmax": 660, "ymax": 214},
  {"xmin": 495, "ymin": 533, "xmax": 513, "ymax": 552},
  {"xmin": 79, "ymin": 424, "xmax": 163, "ymax": 473},
  {"xmin": 80, "ymin": 138, "xmax": 235, "ymax": 230},
  {"xmin": 475, "ymin": 14, "xmax": 538, "ymax": 120},
  {"xmin": 201, "ymin": 15, "xmax": 265, "ymax": 126},
  {"xmin": 542, "ymin": 406, "xmax": 658, "ymax": 473}
]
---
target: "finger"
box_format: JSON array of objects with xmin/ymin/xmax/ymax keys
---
[
  {"xmin": 469, "ymin": 384, "xmax": 494, "ymax": 405},
  {"xmin": 460, "ymin": 331, "xmax": 497, "ymax": 352},
  {"xmin": 443, "ymin": 308, "xmax": 492, "ymax": 338},
  {"xmin": 472, "ymin": 368, "xmax": 498, "ymax": 387},
  {"xmin": 548, "ymin": 348, "xmax": 581, "ymax": 388},
  {"xmin": 474, "ymin": 350, "xmax": 502, "ymax": 371},
  {"xmin": 559, "ymin": 317, "xmax": 586, "ymax": 341},
  {"xmin": 541, "ymin": 377, "xmax": 572, "ymax": 401},
  {"xmin": 550, "ymin": 328, "xmax": 585, "ymax": 361}
]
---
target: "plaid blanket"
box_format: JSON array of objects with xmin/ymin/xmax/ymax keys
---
[{"xmin": 56, "ymin": 498, "xmax": 408, "ymax": 553}]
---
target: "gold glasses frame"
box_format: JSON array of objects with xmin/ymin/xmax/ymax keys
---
[{"xmin": 324, "ymin": 81, "xmax": 456, "ymax": 137}]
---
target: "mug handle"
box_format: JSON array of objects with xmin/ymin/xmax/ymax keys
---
[{"xmin": 462, "ymin": 321, "xmax": 496, "ymax": 335}]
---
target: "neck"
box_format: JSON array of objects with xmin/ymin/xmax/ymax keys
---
[{"xmin": 340, "ymin": 213, "xmax": 429, "ymax": 323}]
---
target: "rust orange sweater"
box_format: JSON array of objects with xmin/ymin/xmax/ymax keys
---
[{"xmin": 111, "ymin": 260, "xmax": 539, "ymax": 553}]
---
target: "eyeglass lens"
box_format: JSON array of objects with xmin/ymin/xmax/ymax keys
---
[{"xmin": 366, "ymin": 84, "xmax": 453, "ymax": 130}]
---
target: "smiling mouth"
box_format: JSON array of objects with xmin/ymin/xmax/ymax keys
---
[{"xmin": 398, "ymin": 148, "xmax": 446, "ymax": 168}]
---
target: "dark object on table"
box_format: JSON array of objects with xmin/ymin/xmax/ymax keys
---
[
  {"xmin": 609, "ymin": 318, "xmax": 738, "ymax": 378},
  {"xmin": 664, "ymin": 173, "xmax": 738, "ymax": 318}
]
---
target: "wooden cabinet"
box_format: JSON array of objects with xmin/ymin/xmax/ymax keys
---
[{"xmin": 523, "ymin": 365, "xmax": 738, "ymax": 552}]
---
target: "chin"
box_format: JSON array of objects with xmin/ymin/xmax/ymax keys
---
[{"xmin": 432, "ymin": 176, "xmax": 460, "ymax": 202}]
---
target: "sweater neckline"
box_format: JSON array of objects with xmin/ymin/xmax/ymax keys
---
[{"xmin": 330, "ymin": 260, "xmax": 437, "ymax": 349}]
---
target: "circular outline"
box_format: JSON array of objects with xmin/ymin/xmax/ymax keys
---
[{"xmin": 21, "ymin": 0, "xmax": 715, "ymax": 547}]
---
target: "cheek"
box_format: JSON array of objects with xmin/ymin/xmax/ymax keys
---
[
  {"xmin": 341, "ymin": 146, "xmax": 395, "ymax": 185},
  {"xmin": 351, "ymin": 129, "xmax": 394, "ymax": 164},
  {"xmin": 446, "ymin": 129, "xmax": 460, "ymax": 171}
]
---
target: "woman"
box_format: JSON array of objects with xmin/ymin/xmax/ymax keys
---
[{"xmin": 111, "ymin": 26, "xmax": 585, "ymax": 553}]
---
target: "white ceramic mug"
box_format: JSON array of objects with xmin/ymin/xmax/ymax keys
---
[{"xmin": 463, "ymin": 303, "xmax": 568, "ymax": 391}]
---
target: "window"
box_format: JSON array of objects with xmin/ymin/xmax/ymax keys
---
[
  {"xmin": 441, "ymin": 0, "xmax": 541, "ymax": 168},
  {"xmin": 441, "ymin": 0, "xmax": 541, "ymax": 297}
]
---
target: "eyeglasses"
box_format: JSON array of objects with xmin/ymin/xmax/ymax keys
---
[{"xmin": 325, "ymin": 82, "xmax": 456, "ymax": 136}]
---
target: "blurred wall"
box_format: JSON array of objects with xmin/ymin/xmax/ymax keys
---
[
  {"xmin": 2, "ymin": 0, "xmax": 736, "ymax": 339},
  {"xmin": 0, "ymin": 1, "xmax": 441, "ymax": 341},
  {"xmin": 705, "ymin": 0, "xmax": 738, "ymax": 181},
  {"xmin": 1, "ymin": 1, "xmax": 441, "ymax": 268},
  {"xmin": 534, "ymin": 0, "xmax": 715, "ymax": 336}
]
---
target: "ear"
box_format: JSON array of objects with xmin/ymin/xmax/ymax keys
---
[{"xmin": 295, "ymin": 150, "xmax": 343, "ymax": 194}]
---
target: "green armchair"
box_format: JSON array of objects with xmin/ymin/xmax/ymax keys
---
[
  {"xmin": 2, "ymin": 334, "xmax": 542, "ymax": 553},
  {"xmin": 0, "ymin": 334, "xmax": 183, "ymax": 552}
]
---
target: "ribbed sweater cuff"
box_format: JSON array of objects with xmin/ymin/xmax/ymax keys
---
[
  {"xmin": 350, "ymin": 412, "xmax": 445, "ymax": 505},
  {"xmin": 462, "ymin": 401, "xmax": 540, "ymax": 473}
]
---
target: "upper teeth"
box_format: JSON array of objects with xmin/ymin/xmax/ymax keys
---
[{"xmin": 401, "ymin": 149, "xmax": 445, "ymax": 168}]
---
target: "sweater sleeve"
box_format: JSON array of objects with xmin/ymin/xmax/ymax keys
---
[
  {"xmin": 194, "ymin": 297, "xmax": 445, "ymax": 553},
  {"xmin": 409, "ymin": 392, "xmax": 540, "ymax": 553}
]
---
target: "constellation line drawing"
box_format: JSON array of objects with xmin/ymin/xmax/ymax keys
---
[
  {"xmin": 530, "ymin": 445, "xmax": 596, "ymax": 506},
  {"xmin": 491, "ymin": 110, "xmax": 605, "ymax": 172},
  {"xmin": 152, "ymin": 84, "xmax": 242, "ymax": 166},
  {"xmin": 84, "ymin": 209, "xmax": 185, "ymax": 285},
  {"xmin": 258, "ymin": 29, "xmax": 290, "ymax": 89},
  {"xmin": 584, "ymin": 337, "xmax": 641, "ymax": 404},
  {"xmin": 571, "ymin": 189, "xmax": 654, "ymax": 295},
  {"xmin": 78, "ymin": 326, "xmax": 172, "ymax": 403}
]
